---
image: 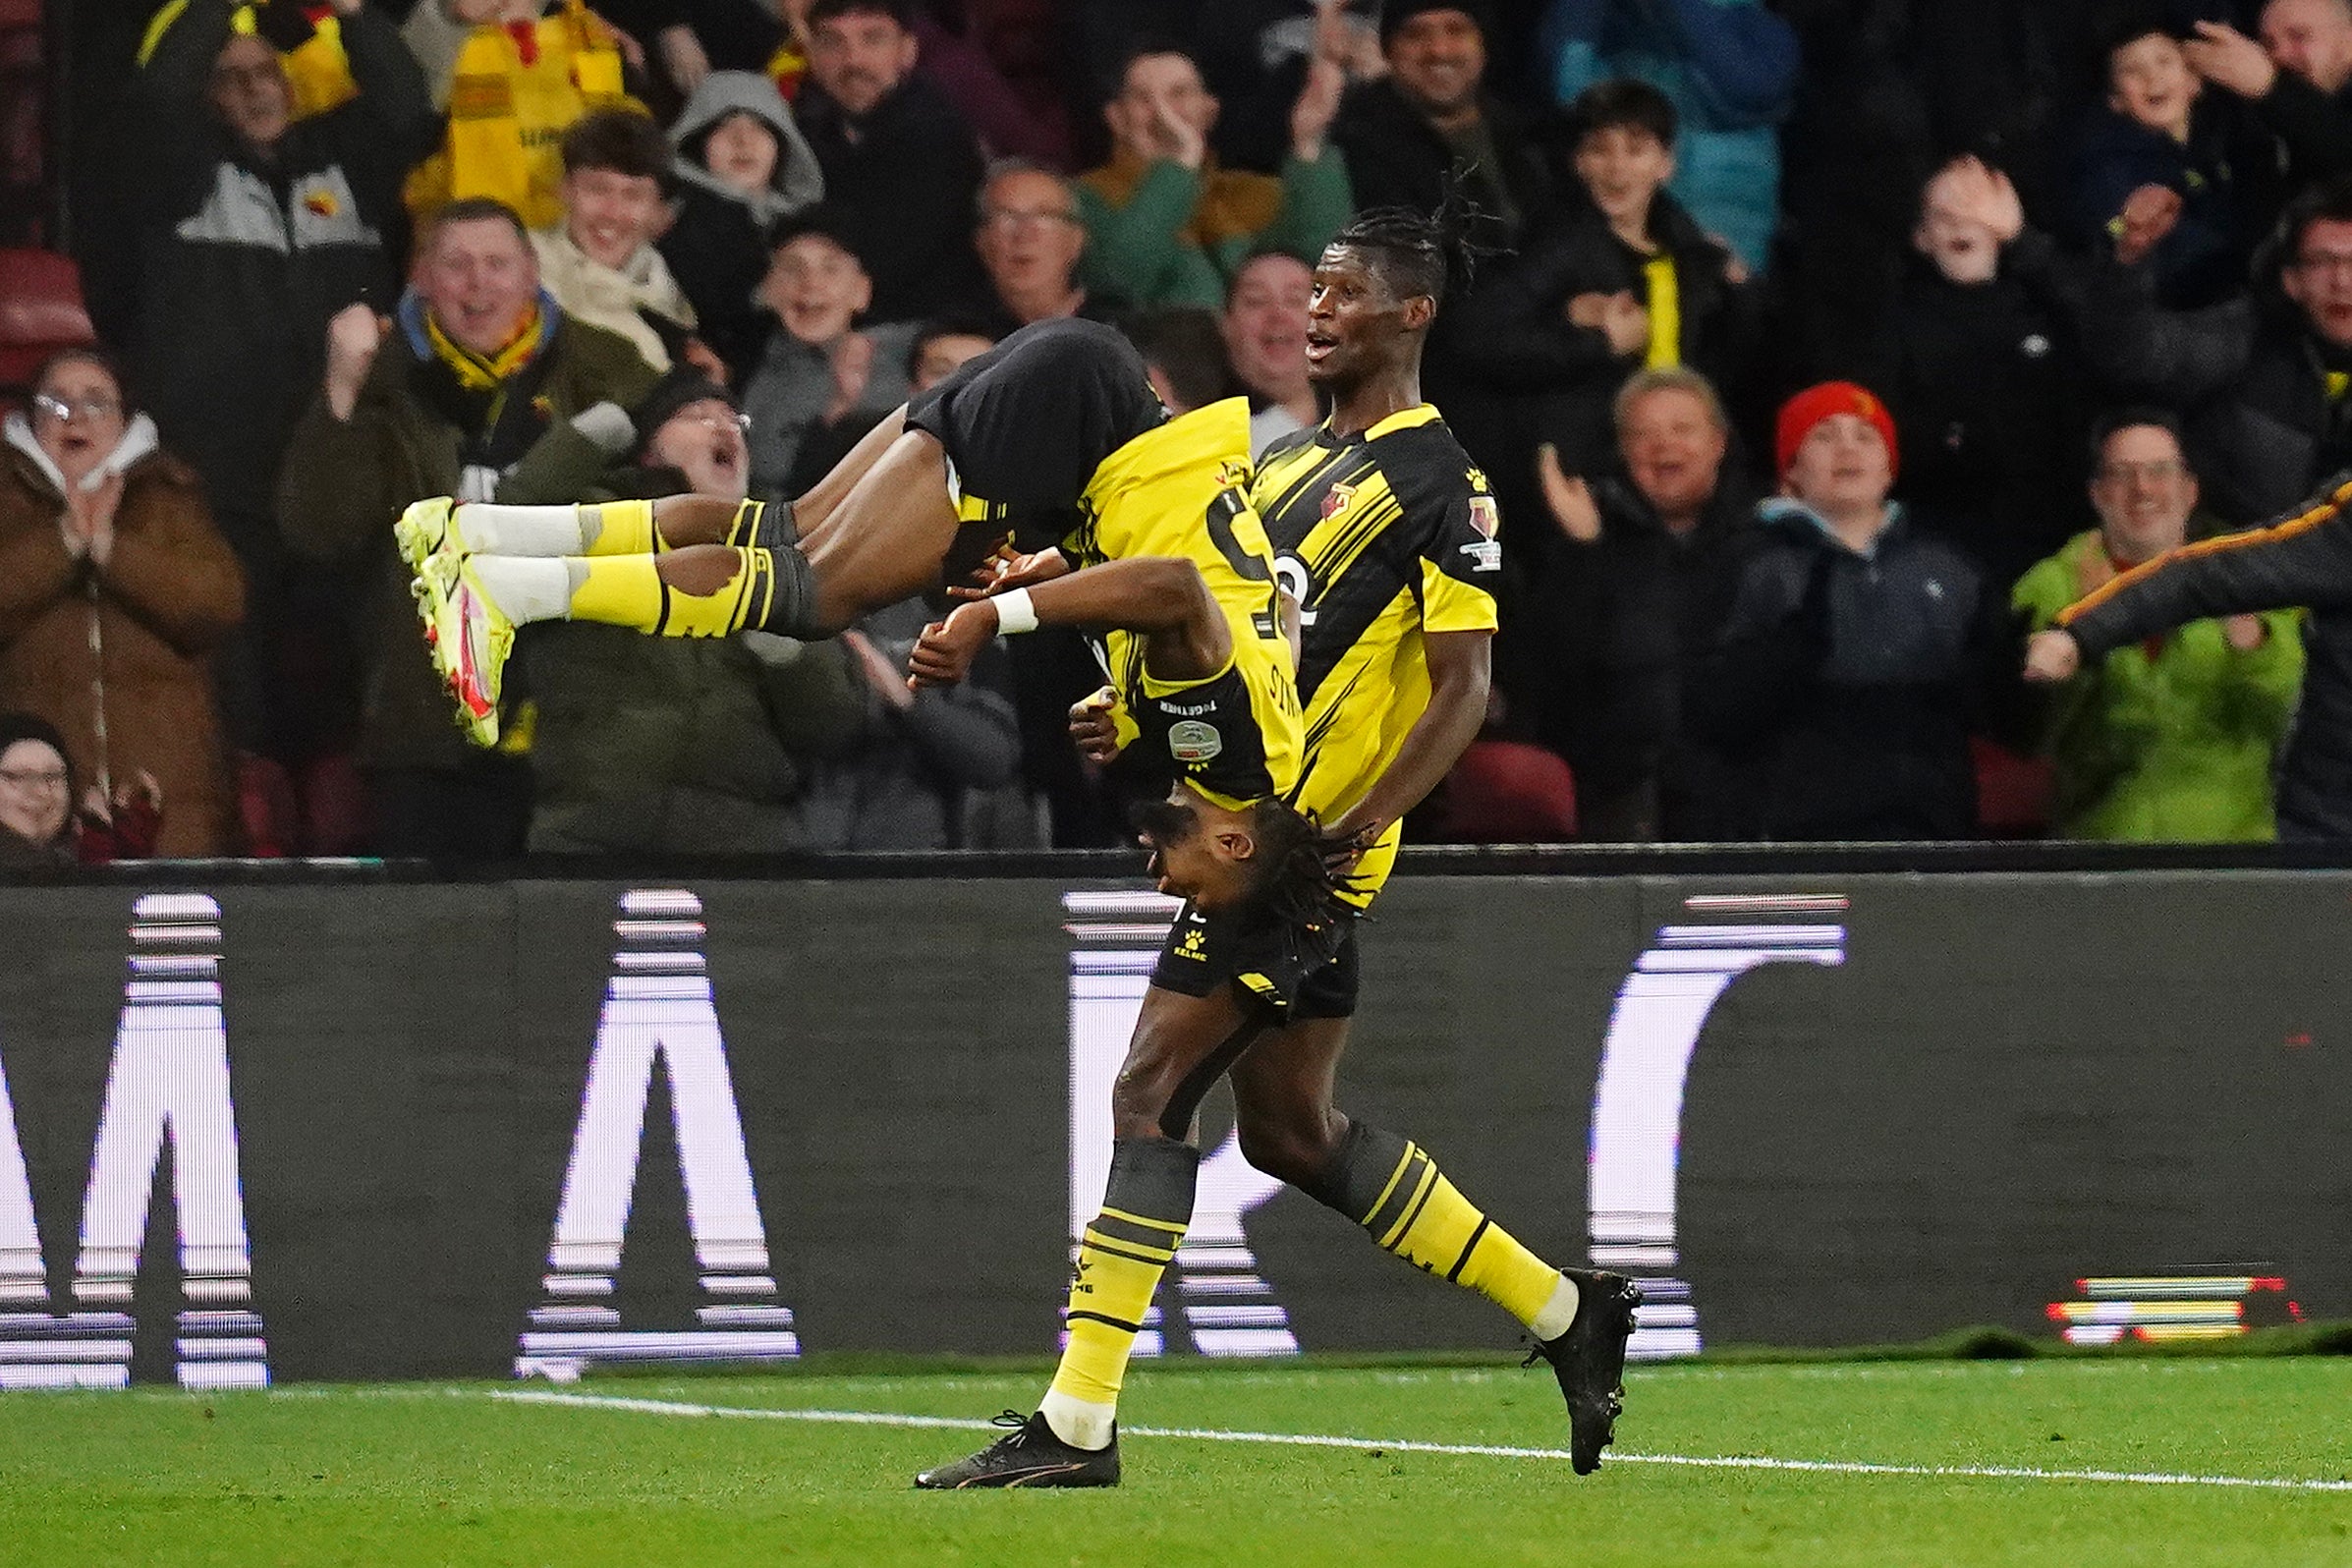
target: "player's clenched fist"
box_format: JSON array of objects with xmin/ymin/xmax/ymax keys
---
[
  {"xmin": 1068, "ymin": 687, "xmax": 1123, "ymax": 763},
  {"xmin": 2022, "ymin": 628, "xmax": 2082, "ymax": 684},
  {"xmin": 907, "ymin": 600, "xmax": 998, "ymax": 689}
]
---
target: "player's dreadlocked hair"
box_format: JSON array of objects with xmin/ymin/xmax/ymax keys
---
[
  {"xmin": 1242, "ymin": 797, "xmax": 1355, "ymax": 932},
  {"xmin": 1328, "ymin": 174, "xmax": 1496, "ymax": 309}
]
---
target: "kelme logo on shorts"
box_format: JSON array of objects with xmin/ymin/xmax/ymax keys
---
[{"xmin": 1168, "ymin": 720, "xmax": 1224, "ymax": 764}]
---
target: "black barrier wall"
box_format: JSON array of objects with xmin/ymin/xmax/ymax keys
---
[{"xmin": 0, "ymin": 870, "xmax": 2345, "ymax": 1385}]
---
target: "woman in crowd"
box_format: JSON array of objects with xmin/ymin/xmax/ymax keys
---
[{"xmin": 0, "ymin": 350, "xmax": 245, "ymax": 857}]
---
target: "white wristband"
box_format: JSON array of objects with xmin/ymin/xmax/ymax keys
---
[{"xmin": 992, "ymin": 588, "xmax": 1039, "ymax": 635}]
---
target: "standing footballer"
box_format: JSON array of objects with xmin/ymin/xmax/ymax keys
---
[{"xmin": 913, "ymin": 203, "xmax": 1640, "ymax": 1490}]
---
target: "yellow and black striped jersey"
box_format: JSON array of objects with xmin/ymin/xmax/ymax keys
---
[
  {"xmin": 1250, "ymin": 404, "xmax": 1501, "ymax": 900},
  {"xmin": 1067, "ymin": 398, "xmax": 1304, "ymax": 810}
]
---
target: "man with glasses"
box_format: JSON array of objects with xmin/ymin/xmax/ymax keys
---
[
  {"xmin": 2091, "ymin": 177, "xmax": 2352, "ymax": 529},
  {"xmin": 2015, "ymin": 411, "xmax": 2301, "ymax": 841},
  {"xmin": 127, "ymin": 0, "xmax": 436, "ymax": 772},
  {"xmin": 971, "ymin": 164, "xmax": 1117, "ymax": 339}
]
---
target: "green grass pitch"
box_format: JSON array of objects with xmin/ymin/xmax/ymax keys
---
[{"xmin": 5, "ymin": 1357, "xmax": 2351, "ymax": 1566}]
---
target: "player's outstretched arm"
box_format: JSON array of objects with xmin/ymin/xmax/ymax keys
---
[
  {"xmin": 909, "ymin": 557, "xmax": 1233, "ymax": 689},
  {"xmin": 2059, "ymin": 478, "xmax": 2352, "ymax": 659},
  {"xmin": 1321, "ymin": 629, "xmax": 1490, "ymax": 852}
]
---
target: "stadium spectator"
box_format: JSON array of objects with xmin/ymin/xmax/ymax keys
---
[
  {"xmin": 2088, "ymin": 177, "xmax": 2352, "ymax": 527},
  {"xmin": 275, "ymin": 199, "xmax": 657, "ymax": 857},
  {"xmin": 658, "ymin": 70, "xmax": 826, "ymax": 379},
  {"xmin": 1853, "ymin": 155, "xmax": 2097, "ymax": 591},
  {"xmin": 2183, "ymin": 0, "xmax": 2352, "ymax": 189},
  {"xmin": 792, "ymin": 0, "xmax": 988, "ymax": 320},
  {"xmin": 1221, "ymin": 251, "xmax": 1318, "ymax": 454},
  {"xmin": 126, "ymin": 0, "xmax": 433, "ymax": 764},
  {"xmin": 588, "ymin": 0, "xmax": 787, "ymax": 109},
  {"xmin": 778, "ymin": 315, "xmax": 995, "ymax": 491},
  {"xmin": 1540, "ymin": 0, "xmax": 1800, "ymax": 272},
  {"xmin": 2013, "ymin": 410, "xmax": 2301, "ymax": 842},
  {"xmin": 0, "ymin": 712, "xmax": 160, "ymax": 865},
  {"xmin": 1686, "ymin": 382, "xmax": 2000, "ymax": 841},
  {"xmin": 520, "ymin": 369, "xmax": 870, "ymax": 852},
  {"xmin": 0, "ymin": 350, "xmax": 245, "ymax": 857},
  {"xmin": 1451, "ymin": 80, "xmax": 1754, "ymax": 499},
  {"xmin": 788, "ymin": 582, "xmax": 1026, "ymax": 850},
  {"xmin": 1125, "ymin": 307, "xmax": 1238, "ymax": 415},
  {"xmin": 1074, "ymin": 38, "xmax": 1352, "ymax": 309},
  {"xmin": 2068, "ymin": 17, "xmax": 2276, "ymax": 309},
  {"xmin": 401, "ymin": 0, "xmax": 636, "ymax": 233},
  {"xmin": 0, "ymin": 715, "xmax": 80, "ymax": 867},
  {"xmin": 906, "ymin": 0, "xmax": 1071, "ymax": 169},
  {"xmin": 969, "ymin": 162, "xmax": 1113, "ymax": 338},
  {"xmin": 1189, "ymin": 0, "xmax": 1385, "ymax": 174},
  {"xmin": 1523, "ymin": 366, "xmax": 1758, "ymax": 841},
  {"xmin": 740, "ymin": 218, "xmax": 917, "ymax": 495},
  {"xmin": 533, "ymin": 109, "xmax": 707, "ymax": 377},
  {"xmin": 1332, "ymin": 1, "xmax": 1551, "ymax": 255}
]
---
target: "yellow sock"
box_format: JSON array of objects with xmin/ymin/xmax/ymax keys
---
[
  {"xmin": 1046, "ymin": 1138, "xmax": 1199, "ymax": 1415},
  {"xmin": 579, "ymin": 499, "xmax": 657, "ymax": 556},
  {"xmin": 1334, "ymin": 1130, "xmax": 1560, "ymax": 1329},
  {"xmin": 1049, "ymin": 1205, "xmax": 1185, "ymax": 1406},
  {"xmin": 566, "ymin": 555, "xmax": 664, "ymax": 632},
  {"xmin": 568, "ymin": 550, "xmax": 775, "ymax": 639}
]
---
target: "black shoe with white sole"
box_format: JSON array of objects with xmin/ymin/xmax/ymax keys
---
[
  {"xmin": 914, "ymin": 1410, "xmax": 1122, "ymax": 1489},
  {"xmin": 1527, "ymin": 1268, "xmax": 1643, "ymax": 1475}
]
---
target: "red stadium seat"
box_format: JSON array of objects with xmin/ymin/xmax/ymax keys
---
[
  {"xmin": 0, "ymin": 246, "xmax": 94, "ymax": 403},
  {"xmin": 1428, "ymin": 740, "xmax": 1579, "ymax": 843},
  {"xmin": 1973, "ymin": 734, "xmax": 2054, "ymax": 838}
]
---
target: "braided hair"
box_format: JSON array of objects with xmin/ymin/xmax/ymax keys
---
[
  {"xmin": 1327, "ymin": 176, "xmax": 1494, "ymax": 309},
  {"xmin": 1243, "ymin": 797, "xmax": 1355, "ymax": 933}
]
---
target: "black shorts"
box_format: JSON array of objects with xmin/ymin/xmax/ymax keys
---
[
  {"xmin": 904, "ymin": 318, "xmax": 1164, "ymax": 511},
  {"xmin": 1150, "ymin": 903, "xmax": 1361, "ymax": 1021}
]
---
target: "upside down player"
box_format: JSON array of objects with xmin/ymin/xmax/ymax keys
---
[
  {"xmin": 399, "ymin": 316, "xmax": 1238, "ymax": 745},
  {"xmin": 906, "ymin": 206, "xmax": 1642, "ymax": 1490}
]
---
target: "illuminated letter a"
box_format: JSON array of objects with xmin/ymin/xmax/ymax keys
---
[{"xmin": 516, "ymin": 890, "xmax": 798, "ymax": 1379}]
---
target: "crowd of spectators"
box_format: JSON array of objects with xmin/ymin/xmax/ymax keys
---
[{"xmin": 16, "ymin": 0, "xmax": 2352, "ymax": 860}]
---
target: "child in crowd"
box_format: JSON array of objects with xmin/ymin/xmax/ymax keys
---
[
  {"xmin": 660, "ymin": 70, "xmax": 827, "ymax": 380},
  {"xmin": 740, "ymin": 217, "xmax": 915, "ymax": 494},
  {"xmin": 2067, "ymin": 19, "xmax": 2273, "ymax": 308},
  {"xmin": 1454, "ymin": 78, "xmax": 1751, "ymax": 519}
]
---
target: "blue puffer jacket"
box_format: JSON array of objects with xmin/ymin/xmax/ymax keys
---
[{"xmin": 1541, "ymin": 0, "xmax": 1800, "ymax": 273}]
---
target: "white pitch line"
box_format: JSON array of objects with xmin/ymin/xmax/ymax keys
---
[{"xmin": 485, "ymin": 1389, "xmax": 2352, "ymax": 1494}]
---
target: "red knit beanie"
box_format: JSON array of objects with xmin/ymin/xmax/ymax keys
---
[{"xmin": 1775, "ymin": 381, "xmax": 1898, "ymax": 479}]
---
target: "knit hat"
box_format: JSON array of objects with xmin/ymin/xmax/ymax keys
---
[
  {"xmin": 1775, "ymin": 381, "xmax": 1899, "ymax": 479},
  {"xmin": 1380, "ymin": 0, "xmax": 1492, "ymax": 48},
  {"xmin": 629, "ymin": 370, "xmax": 740, "ymax": 459},
  {"xmin": 0, "ymin": 712, "xmax": 75, "ymax": 803}
]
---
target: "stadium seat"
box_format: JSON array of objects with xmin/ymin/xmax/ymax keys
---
[
  {"xmin": 0, "ymin": 245, "xmax": 94, "ymax": 405},
  {"xmin": 1972, "ymin": 734, "xmax": 2054, "ymax": 838},
  {"xmin": 1428, "ymin": 740, "xmax": 1579, "ymax": 843}
]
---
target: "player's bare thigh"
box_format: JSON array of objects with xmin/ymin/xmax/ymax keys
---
[
  {"xmin": 637, "ymin": 409, "xmax": 914, "ymax": 553},
  {"xmin": 1112, "ymin": 983, "xmax": 1267, "ymax": 1143},
  {"xmin": 1228, "ymin": 1015, "xmax": 1351, "ymax": 1186},
  {"xmin": 796, "ymin": 428, "xmax": 962, "ymax": 632}
]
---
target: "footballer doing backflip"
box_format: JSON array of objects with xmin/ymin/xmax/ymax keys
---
[
  {"xmin": 906, "ymin": 204, "xmax": 1642, "ymax": 1490},
  {"xmin": 402, "ymin": 315, "xmax": 1274, "ymax": 748}
]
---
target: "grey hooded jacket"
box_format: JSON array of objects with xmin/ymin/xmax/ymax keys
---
[{"xmin": 659, "ymin": 71, "xmax": 824, "ymax": 377}]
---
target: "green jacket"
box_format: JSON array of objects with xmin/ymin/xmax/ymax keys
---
[
  {"xmin": 519, "ymin": 475, "xmax": 867, "ymax": 855},
  {"xmin": 2013, "ymin": 529, "xmax": 2303, "ymax": 842},
  {"xmin": 275, "ymin": 312, "xmax": 657, "ymax": 770},
  {"xmin": 1074, "ymin": 148, "xmax": 1353, "ymax": 310}
]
